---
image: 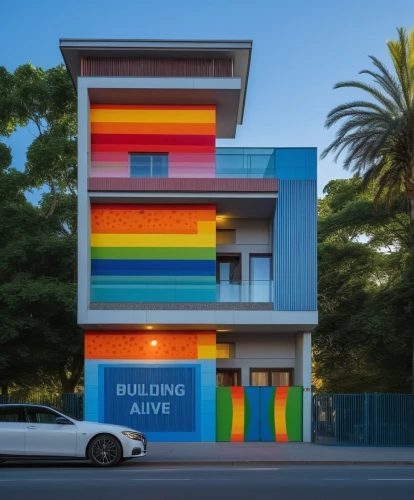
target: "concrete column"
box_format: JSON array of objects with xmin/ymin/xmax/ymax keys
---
[{"xmin": 296, "ymin": 332, "xmax": 312, "ymax": 442}]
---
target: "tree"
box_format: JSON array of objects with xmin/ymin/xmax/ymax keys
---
[
  {"xmin": 321, "ymin": 27, "xmax": 414, "ymax": 390},
  {"xmin": 0, "ymin": 63, "xmax": 81, "ymax": 393},
  {"xmin": 314, "ymin": 178, "xmax": 413, "ymax": 393}
]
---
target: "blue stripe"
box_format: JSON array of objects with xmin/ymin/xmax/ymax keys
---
[
  {"xmin": 91, "ymin": 259, "xmax": 216, "ymax": 276},
  {"xmin": 274, "ymin": 180, "xmax": 317, "ymax": 310}
]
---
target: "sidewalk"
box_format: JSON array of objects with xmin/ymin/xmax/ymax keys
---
[{"xmin": 140, "ymin": 442, "xmax": 414, "ymax": 466}]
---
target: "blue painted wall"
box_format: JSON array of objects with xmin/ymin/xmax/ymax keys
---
[
  {"xmin": 274, "ymin": 148, "xmax": 317, "ymax": 311},
  {"xmin": 84, "ymin": 359, "xmax": 216, "ymax": 442}
]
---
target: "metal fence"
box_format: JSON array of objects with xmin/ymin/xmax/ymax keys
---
[
  {"xmin": 0, "ymin": 393, "xmax": 84, "ymax": 420},
  {"xmin": 313, "ymin": 394, "xmax": 414, "ymax": 446}
]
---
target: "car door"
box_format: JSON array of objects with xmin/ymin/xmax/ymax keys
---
[
  {"xmin": 24, "ymin": 406, "xmax": 77, "ymax": 457},
  {"xmin": 0, "ymin": 406, "xmax": 25, "ymax": 455}
]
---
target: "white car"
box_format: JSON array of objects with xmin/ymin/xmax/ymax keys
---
[{"xmin": 0, "ymin": 404, "xmax": 147, "ymax": 467}]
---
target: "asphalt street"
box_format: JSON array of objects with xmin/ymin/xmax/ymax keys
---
[{"xmin": 1, "ymin": 463, "xmax": 414, "ymax": 500}]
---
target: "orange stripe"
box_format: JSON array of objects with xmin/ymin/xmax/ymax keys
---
[
  {"xmin": 197, "ymin": 333, "xmax": 216, "ymax": 347},
  {"xmin": 275, "ymin": 387, "xmax": 289, "ymax": 442},
  {"xmin": 91, "ymin": 144, "xmax": 216, "ymax": 153},
  {"xmin": 91, "ymin": 122, "xmax": 216, "ymax": 136},
  {"xmin": 84, "ymin": 331, "xmax": 198, "ymax": 360},
  {"xmin": 90, "ymin": 104, "xmax": 216, "ymax": 111},
  {"xmin": 230, "ymin": 387, "xmax": 245, "ymax": 442}
]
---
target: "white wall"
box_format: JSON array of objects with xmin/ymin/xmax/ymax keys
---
[
  {"xmin": 216, "ymin": 218, "xmax": 272, "ymax": 280},
  {"xmin": 216, "ymin": 332, "xmax": 295, "ymax": 386}
]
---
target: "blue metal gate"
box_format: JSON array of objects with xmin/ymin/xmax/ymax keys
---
[{"xmin": 313, "ymin": 394, "xmax": 414, "ymax": 446}]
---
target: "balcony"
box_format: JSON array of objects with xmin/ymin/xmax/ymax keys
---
[
  {"xmin": 89, "ymin": 148, "xmax": 277, "ymax": 179},
  {"xmin": 90, "ymin": 280, "xmax": 274, "ymax": 307}
]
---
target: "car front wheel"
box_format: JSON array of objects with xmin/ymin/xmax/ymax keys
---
[{"xmin": 88, "ymin": 434, "xmax": 122, "ymax": 467}]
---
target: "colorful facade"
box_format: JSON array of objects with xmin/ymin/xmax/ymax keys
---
[{"xmin": 61, "ymin": 39, "xmax": 317, "ymax": 443}]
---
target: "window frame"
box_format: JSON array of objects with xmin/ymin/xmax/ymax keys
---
[
  {"xmin": 216, "ymin": 369, "xmax": 242, "ymax": 387},
  {"xmin": 216, "ymin": 254, "xmax": 242, "ymax": 283},
  {"xmin": 249, "ymin": 368, "xmax": 293, "ymax": 387}
]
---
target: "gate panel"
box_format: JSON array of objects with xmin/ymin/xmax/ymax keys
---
[
  {"xmin": 217, "ymin": 386, "xmax": 303, "ymax": 442},
  {"xmin": 260, "ymin": 386, "xmax": 303, "ymax": 442}
]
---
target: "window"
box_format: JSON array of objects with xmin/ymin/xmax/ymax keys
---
[
  {"xmin": 216, "ymin": 343, "xmax": 235, "ymax": 359},
  {"xmin": 129, "ymin": 153, "xmax": 168, "ymax": 178},
  {"xmin": 25, "ymin": 406, "xmax": 61, "ymax": 424},
  {"xmin": 250, "ymin": 369, "xmax": 292, "ymax": 387},
  {"xmin": 216, "ymin": 256, "xmax": 241, "ymax": 283},
  {"xmin": 250, "ymin": 255, "xmax": 272, "ymax": 301},
  {"xmin": 216, "ymin": 369, "xmax": 241, "ymax": 387},
  {"xmin": 250, "ymin": 255, "xmax": 272, "ymax": 281},
  {"xmin": 0, "ymin": 406, "xmax": 23, "ymax": 423},
  {"xmin": 216, "ymin": 229, "xmax": 236, "ymax": 245}
]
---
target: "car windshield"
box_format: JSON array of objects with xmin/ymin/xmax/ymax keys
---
[{"xmin": 52, "ymin": 407, "xmax": 83, "ymax": 422}]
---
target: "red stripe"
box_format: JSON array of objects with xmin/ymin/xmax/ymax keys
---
[
  {"xmin": 90, "ymin": 104, "xmax": 216, "ymax": 111},
  {"xmin": 91, "ymin": 134, "xmax": 215, "ymax": 146},
  {"xmin": 91, "ymin": 203, "xmax": 216, "ymax": 211},
  {"xmin": 91, "ymin": 144, "xmax": 216, "ymax": 153}
]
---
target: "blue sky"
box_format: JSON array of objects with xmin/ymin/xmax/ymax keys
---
[{"xmin": 2, "ymin": 0, "xmax": 413, "ymax": 201}]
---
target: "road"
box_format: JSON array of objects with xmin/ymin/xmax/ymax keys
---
[{"xmin": 1, "ymin": 463, "xmax": 414, "ymax": 499}]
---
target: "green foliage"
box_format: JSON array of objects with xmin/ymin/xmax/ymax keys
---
[
  {"xmin": 314, "ymin": 178, "xmax": 414, "ymax": 393},
  {"xmin": 0, "ymin": 63, "xmax": 81, "ymax": 394}
]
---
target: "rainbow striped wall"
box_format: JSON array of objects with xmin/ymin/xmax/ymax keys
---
[
  {"xmin": 90, "ymin": 104, "xmax": 216, "ymax": 178},
  {"xmin": 216, "ymin": 387, "xmax": 303, "ymax": 442},
  {"xmin": 90, "ymin": 203, "xmax": 216, "ymax": 303}
]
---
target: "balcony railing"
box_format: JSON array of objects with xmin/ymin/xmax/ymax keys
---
[
  {"xmin": 90, "ymin": 280, "xmax": 274, "ymax": 303},
  {"xmin": 89, "ymin": 150, "xmax": 276, "ymax": 179}
]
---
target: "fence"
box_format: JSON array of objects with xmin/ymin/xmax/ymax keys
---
[
  {"xmin": 0, "ymin": 393, "xmax": 84, "ymax": 420},
  {"xmin": 313, "ymin": 394, "xmax": 414, "ymax": 446}
]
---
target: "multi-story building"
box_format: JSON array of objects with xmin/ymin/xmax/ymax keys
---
[{"xmin": 60, "ymin": 39, "xmax": 317, "ymax": 443}]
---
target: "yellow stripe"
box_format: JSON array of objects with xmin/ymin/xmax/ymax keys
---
[
  {"xmin": 91, "ymin": 233, "xmax": 216, "ymax": 248},
  {"xmin": 197, "ymin": 221, "xmax": 216, "ymax": 235},
  {"xmin": 90, "ymin": 109, "xmax": 216, "ymax": 124},
  {"xmin": 197, "ymin": 345, "xmax": 216, "ymax": 359}
]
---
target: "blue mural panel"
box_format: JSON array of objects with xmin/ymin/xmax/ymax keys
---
[
  {"xmin": 244, "ymin": 387, "xmax": 260, "ymax": 441},
  {"xmin": 104, "ymin": 366, "xmax": 195, "ymax": 432}
]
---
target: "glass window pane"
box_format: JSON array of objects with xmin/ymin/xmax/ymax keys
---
[
  {"xmin": 217, "ymin": 370, "xmax": 239, "ymax": 387},
  {"xmin": 251, "ymin": 371, "xmax": 269, "ymax": 386},
  {"xmin": 250, "ymin": 256, "xmax": 271, "ymax": 281},
  {"xmin": 26, "ymin": 407, "xmax": 60, "ymax": 424},
  {"xmin": 271, "ymin": 371, "xmax": 290, "ymax": 386},
  {"xmin": 0, "ymin": 407, "xmax": 20, "ymax": 422}
]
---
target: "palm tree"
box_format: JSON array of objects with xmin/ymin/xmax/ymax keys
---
[{"xmin": 321, "ymin": 27, "xmax": 414, "ymax": 390}]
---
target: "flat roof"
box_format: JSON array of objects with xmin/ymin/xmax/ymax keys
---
[{"xmin": 60, "ymin": 38, "xmax": 252, "ymax": 125}]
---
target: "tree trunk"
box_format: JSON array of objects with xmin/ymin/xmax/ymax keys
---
[{"xmin": 58, "ymin": 356, "xmax": 84, "ymax": 393}]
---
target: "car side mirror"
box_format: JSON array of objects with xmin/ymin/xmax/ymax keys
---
[{"xmin": 55, "ymin": 417, "xmax": 71, "ymax": 425}]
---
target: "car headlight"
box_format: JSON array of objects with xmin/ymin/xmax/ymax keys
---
[{"xmin": 122, "ymin": 431, "xmax": 144, "ymax": 441}]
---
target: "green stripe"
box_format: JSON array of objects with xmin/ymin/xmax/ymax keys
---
[
  {"xmin": 244, "ymin": 388, "xmax": 250, "ymax": 441},
  {"xmin": 286, "ymin": 387, "xmax": 303, "ymax": 442},
  {"xmin": 91, "ymin": 247, "xmax": 216, "ymax": 260},
  {"xmin": 216, "ymin": 388, "xmax": 233, "ymax": 442}
]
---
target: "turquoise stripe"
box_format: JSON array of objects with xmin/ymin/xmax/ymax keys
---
[{"xmin": 90, "ymin": 287, "xmax": 216, "ymax": 303}]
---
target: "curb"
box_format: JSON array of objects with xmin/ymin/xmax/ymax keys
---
[{"xmin": 136, "ymin": 460, "xmax": 414, "ymax": 467}]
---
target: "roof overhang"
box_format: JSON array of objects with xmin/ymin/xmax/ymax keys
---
[{"xmin": 60, "ymin": 39, "xmax": 252, "ymax": 130}]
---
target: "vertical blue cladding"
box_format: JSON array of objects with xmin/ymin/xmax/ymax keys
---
[{"xmin": 274, "ymin": 148, "xmax": 317, "ymax": 311}]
